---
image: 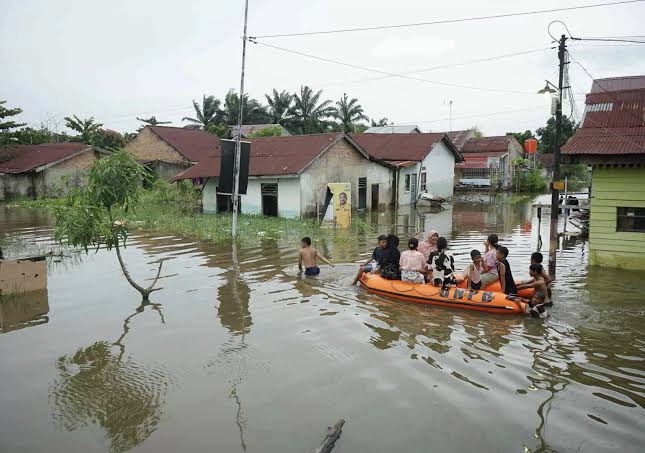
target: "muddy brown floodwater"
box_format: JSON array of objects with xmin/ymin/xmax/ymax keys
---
[{"xmin": 1, "ymin": 194, "xmax": 644, "ymax": 453}]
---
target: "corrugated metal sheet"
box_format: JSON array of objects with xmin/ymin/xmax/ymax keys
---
[
  {"xmin": 350, "ymin": 132, "xmax": 461, "ymax": 161},
  {"xmin": 582, "ymin": 89, "xmax": 645, "ymax": 128},
  {"xmin": 363, "ymin": 125, "xmax": 421, "ymax": 134},
  {"xmin": 590, "ymin": 76, "xmax": 645, "ymax": 93},
  {"xmin": 0, "ymin": 143, "xmax": 90, "ymax": 173},
  {"xmin": 461, "ymin": 136, "xmax": 511, "ymax": 153},
  {"xmin": 562, "ymin": 127, "xmax": 645, "ymax": 155},
  {"xmin": 446, "ymin": 130, "xmax": 473, "ymax": 151},
  {"xmin": 148, "ymin": 126, "xmax": 221, "ymax": 162}
]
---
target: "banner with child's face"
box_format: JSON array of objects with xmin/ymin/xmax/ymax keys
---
[{"xmin": 328, "ymin": 182, "xmax": 351, "ymax": 229}]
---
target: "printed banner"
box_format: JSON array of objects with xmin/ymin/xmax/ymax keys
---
[{"xmin": 327, "ymin": 182, "xmax": 351, "ymax": 229}]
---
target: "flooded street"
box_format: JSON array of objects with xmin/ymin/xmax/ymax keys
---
[{"xmin": 1, "ymin": 194, "xmax": 644, "ymax": 453}]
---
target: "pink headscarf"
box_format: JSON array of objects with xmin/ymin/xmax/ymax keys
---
[{"xmin": 418, "ymin": 229, "xmax": 439, "ymax": 262}]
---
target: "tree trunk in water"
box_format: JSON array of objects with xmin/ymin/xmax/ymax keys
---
[{"xmin": 114, "ymin": 239, "xmax": 164, "ymax": 300}]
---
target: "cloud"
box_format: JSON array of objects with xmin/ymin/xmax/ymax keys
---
[{"xmin": 371, "ymin": 36, "xmax": 455, "ymax": 58}]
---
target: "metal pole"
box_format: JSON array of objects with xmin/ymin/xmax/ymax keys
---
[
  {"xmin": 563, "ymin": 176, "xmax": 569, "ymax": 233},
  {"xmin": 231, "ymin": 0, "xmax": 249, "ymax": 239},
  {"xmin": 547, "ymin": 34, "xmax": 566, "ymax": 279},
  {"xmin": 449, "ymin": 100, "xmax": 453, "ymax": 131}
]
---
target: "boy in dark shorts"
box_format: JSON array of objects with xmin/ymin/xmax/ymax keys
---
[
  {"xmin": 298, "ymin": 237, "xmax": 334, "ymax": 276},
  {"xmin": 352, "ymin": 235, "xmax": 388, "ymax": 285}
]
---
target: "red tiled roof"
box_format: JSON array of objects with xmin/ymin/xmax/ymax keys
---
[
  {"xmin": 582, "ymin": 88, "xmax": 645, "ymax": 128},
  {"xmin": 148, "ymin": 126, "xmax": 221, "ymax": 162},
  {"xmin": 461, "ymin": 136, "xmax": 513, "ymax": 153},
  {"xmin": 446, "ymin": 130, "xmax": 473, "ymax": 151},
  {"xmin": 562, "ymin": 127, "xmax": 645, "ymax": 155},
  {"xmin": 590, "ymin": 75, "xmax": 645, "ymax": 93},
  {"xmin": 349, "ymin": 132, "xmax": 462, "ymax": 161},
  {"xmin": 174, "ymin": 133, "xmax": 344, "ymax": 180},
  {"xmin": 0, "ymin": 142, "xmax": 90, "ymax": 174}
]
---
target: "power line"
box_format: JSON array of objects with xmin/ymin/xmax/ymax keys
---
[
  {"xmin": 251, "ymin": 0, "xmax": 645, "ymax": 39},
  {"xmin": 572, "ymin": 37, "xmax": 645, "ymax": 44},
  {"xmin": 400, "ymin": 105, "xmax": 547, "ymax": 126},
  {"xmin": 250, "ymin": 40, "xmax": 537, "ymax": 95}
]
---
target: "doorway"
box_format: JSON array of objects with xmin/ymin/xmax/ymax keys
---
[
  {"xmin": 216, "ymin": 194, "xmax": 241, "ymax": 213},
  {"xmin": 261, "ymin": 183, "xmax": 278, "ymax": 216},
  {"xmin": 358, "ymin": 177, "xmax": 367, "ymax": 210},
  {"xmin": 371, "ymin": 184, "xmax": 379, "ymax": 210}
]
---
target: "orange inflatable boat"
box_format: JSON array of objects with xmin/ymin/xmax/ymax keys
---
[
  {"xmin": 454, "ymin": 273, "xmax": 535, "ymax": 298},
  {"xmin": 359, "ymin": 273, "xmax": 528, "ymax": 315}
]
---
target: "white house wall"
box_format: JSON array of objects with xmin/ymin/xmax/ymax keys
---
[
  {"xmin": 299, "ymin": 137, "xmax": 392, "ymax": 217},
  {"xmin": 397, "ymin": 141, "xmax": 456, "ymax": 205},
  {"xmin": 202, "ymin": 177, "xmax": 219, "ymax": 213}
]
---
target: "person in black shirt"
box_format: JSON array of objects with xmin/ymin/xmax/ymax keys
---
[
  {"xmin": 378, "ymin": 234, "xmax": 401, "ymax": 280},
  {"xmin": 352, "ymin": 235, "xmax": 388, "ymax": 285},
  {"xmin": 496, "ymin": 246, "xmax": 518, "ymax": 295}
]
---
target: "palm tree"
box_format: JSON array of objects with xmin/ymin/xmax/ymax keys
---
[
  {"xmin": 223, "ymin": 89, "xmax": 270, "ymax": 125},
  {"xmin": 333, "ymin": 93, "xmax": 368, "ymax": 132},
  {"xmin": 64, "ymin": 115, "xmax": 103, "ymax": 143},
  {"xmin": 292, "ymin": 86, "xmax": 334, "ymax": 134},
  {"xmin": 182, "ymin": 95, "xmax": 223, "ymax": 130},
  {"xmin": 371, "ymin": 117, "xmax": 389, "ymax": 127},
  {"xmin": 265, "ymin": 89, "xmax": 293, "ymax": 125},
  {"xmin": 136, "ymin": 116, "xmax": 171, "ymax": 127}
]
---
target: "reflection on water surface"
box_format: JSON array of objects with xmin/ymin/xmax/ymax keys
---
[{"xmin": 1, "ymin": 195, "xmax": 644, "ymax": 453}]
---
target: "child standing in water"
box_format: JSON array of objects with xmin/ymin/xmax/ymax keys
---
[
  {"xmin": 517, "ymin": 264, "xmax": 550, "ymax": 316},
  {"xmin": 298, "ymin": 237, "xmax": 334, "ymax": 276}
]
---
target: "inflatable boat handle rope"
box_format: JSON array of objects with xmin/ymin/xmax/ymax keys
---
[{"xmin": 390, "ymin": 282, "xmax": 441, "ymax": 297}]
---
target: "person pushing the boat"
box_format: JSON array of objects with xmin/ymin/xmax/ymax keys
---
[
  {"xmin": 299, "ymin": 237, "xmax": 334, "ymax": 276},
  {"xmin": 352, "ymin": 234, "xmax": 387, "ymax": 285},
  {"xmin": 517, "ymin": 252, "xmax": 552, "ymax": 300},
  {"xmin": 516, "ymin": 264, "xmax": 549, "ymax": 316}
]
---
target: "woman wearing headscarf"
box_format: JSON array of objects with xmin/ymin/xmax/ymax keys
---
[
  {"xmin": 417, "ymin": 229, "xmax": 439, "ymax": 262},
  {"xmin": 378, "ymin": 234, "xmax": 401, "ymax": 280}
]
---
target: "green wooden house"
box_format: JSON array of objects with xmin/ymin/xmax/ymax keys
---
[{"xmin": 563, "ymin": 75, "xmax": 645, "ymax": 270}]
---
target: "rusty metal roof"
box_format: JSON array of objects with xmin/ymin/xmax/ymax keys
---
[
  {"xmin": 446, "ymin": 130, "xmax": 474, "ymax": 151},
  {"xmin": 350, "ymin": 132, "xmax": 462, "ymax": 162},
  {"xmin": 461, "ymin": 136, "xmax": 514, "ymax": 153},
  {"xmin": 562, "ymin": 127, "xmax": 645, "ymax": 155},
  {"xmin": 0, "ymin": 142, "xmax": 91, "ymax": 174},
  {"xmin": 148, "ymin": 126, "xmax": 221, "ymax": 162},
  {"xmin": 590, "ymin": 75, "xmax": 645, "ymax": 93},
  {"xmin": 582, "ymin": 88, "xmax": 645, "ymax": 128}
]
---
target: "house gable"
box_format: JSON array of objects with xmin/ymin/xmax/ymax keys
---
[{"xmin": 125, "ymin": 127, "xmax": 188, "ymax": 164}]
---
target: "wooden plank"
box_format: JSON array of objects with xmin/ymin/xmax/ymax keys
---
[
  {"xmin": 0, "ymin": 258, "xmax": 47, "ymax": 296},
  {"xmin": 590, "ymin": 232, "xmax": 645, "ymax": 242}
]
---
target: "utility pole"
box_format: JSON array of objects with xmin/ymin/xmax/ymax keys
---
[
  {"xmin": 231, "ymin": 0, "xmax": 249, "ymax": 239},
  {"xmin": 547, "ymin": 34, "xmax": 567, "ymax": 279}
]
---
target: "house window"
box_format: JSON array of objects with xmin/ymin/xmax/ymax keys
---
[
  {"xmin": 420, "ymin": 172, "xmax": 427, "ymax": 192},
  {"xmin": 404, "ymin": 174, "xmax": 411, "ymax": 192},
  {"xmin": 616, "ymin": 207, "xmax": 645, "ymax": 233}
]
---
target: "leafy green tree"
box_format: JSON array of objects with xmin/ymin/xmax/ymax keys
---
[
  {"xmin": 223, "ymin": 89, "xmax": 270, "ymax": 125},
  {"xmin": 136, "ymin": 116, "xmax": 171, "ymax": 127},
  {"xmin": 536, "ymin": 115, "xmax": 577, "ymax": 153},
  {"xmin": 206, "ymin": 124, "xmax": 229, "ymax": 137},
  {"xmin": 0, "ymin": 99, "xmax": 26, "ymax": 145},
  {"xmin": 182, "ymin": 95, "xmax": 224, "ymax": 130},
  {"xmin": 469, "ymin": 125, "xmax": 483, "ymax": 138},
  {"xmin": 265, "ymin": 89, "xmax": 294, "ymax": 125},
  {"xmin": 91, "ymin": 129, "xmax": 126, "ymax": 150},
  {"xmin": 292, "ymin": 85, "xmax": 334, "ymax": 134},
  {"xmin": 64, "ymin": 115, "xmax": 103, "ymax": 143},
  {"xmin": 509, "ymin": 129, "xmax": 535, "ymax": 147},
  {"xmin": 333, "ymin": 93, "xmax": 368, "ymax": 132},
  {"xmin": 370, "ymin": 117, "xmax": 389, "ymax": 127},
  {"xmin": 53, "ymin": 150, "xmax": 164, "ymax": 299},
  {"xmin": 247, "ymin": 125, "xmax": 285, "ymax": 138}
]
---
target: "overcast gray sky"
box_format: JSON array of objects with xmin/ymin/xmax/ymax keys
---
[{"xmin": 2, "ymin": 0, "xmax": 644, "ymax": 136}]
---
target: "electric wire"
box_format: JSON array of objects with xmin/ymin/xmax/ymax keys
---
[
  {"xmin": 250, "ymin": 39, "xmax": 537, "ymax": 95},
  {"xmin": 250, "ymin": 0, "xmax": 645, "ymax": 39}
]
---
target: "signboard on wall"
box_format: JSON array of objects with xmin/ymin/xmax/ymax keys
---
[
  {"xmin": 326, "ymin": 182, "xmax": 351, "ymax": 229},
  {"xmin": 217, "ymin": 139, "xmax": 250, "ymax": 195}
]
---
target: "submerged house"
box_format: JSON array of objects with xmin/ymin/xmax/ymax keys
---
[
  {"xmin": 562, "ymin": 75, "xmax": 645, "ymax": 270},
  {"xmin": 174, "ymin": 133, "xmax": 393, "ymax": 218},
  {"xmin": 125, "ymin": 126, "xmax": 219, "ymax": 180},
  {"xmin": 454, "ymin": 135, "xmax": 524, "ymax": 188},
  {"xmin": 350, "ymin": 133, "xmax": 463, "ymax": 205},
  {"xmin": 0, "ymin": 142, "xmax": 105, "ymax": 200}
]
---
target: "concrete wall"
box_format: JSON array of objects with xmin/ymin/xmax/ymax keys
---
[
  {"xmin": 423, "ymin": 140, "xmax": 456, "ymax": 198},
  {"xmin": 0, "ymin": 150, "xmax": 99, "ymax": 199},
  {"xmin": 148, "ymin": 161, "xmax": 192, "ymax": 181},
  {"xmin": 299, "ymin": 137, "xmax": 392, "ymax": 216},
  {"xmin": 589, "ymin": 165, "xmax": 645, "ymax": 270},
  {"xmin": 397, "ymin": 164, "xmax": 420, "ymax": 206},
  {"xmin": 125, "ymin": 127, "xmax": 188, "ymax": 164},
  {"xmin": 202, "ymin": 177, "xmax": 219, "ymax": 213}
]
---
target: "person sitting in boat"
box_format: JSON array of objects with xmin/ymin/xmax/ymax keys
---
[
  {"xmin": 428, "ymin": 236, "xmax": 456, "ymax": 287},
  {"xmin": 399, "ymin": 238, "xmax": 427, "ymax": 284},
  {"xmin": 517, "ymin": 263, "xmax": 550, "ymax": 316},
  {"xmin": 352, "ymin": 234, "xmax": 388, "ymax": 285},
  {"xmin": 480, "ymin": 234, "xmax": 499, "ymax": 287},
  {"xmin": 417, "ymin": 229, "xmax": 439, "ymax": 262},
  {"xmin": 496, "ymin": 246, "xmax": 518, "ymax": 295},
  {"xmin": 378, "ymin": 234, "xmax": 401, "ymax": 280},
  {"xmin": 517, "ymin": 252, "xmax": 552, "ymax": 300},
  {"xmin": 462, "ymin": 249, "xmax": 483, "ymax": 290}
]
